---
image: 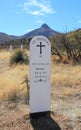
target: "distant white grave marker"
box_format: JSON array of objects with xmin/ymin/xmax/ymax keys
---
[
  {"xmin": 21, "ymin": 44, "xmax": 23, "ymax": 49},
  {"xmin": 10, "ymin": 45, "xmax": 12, "ymax": 52},
  {"xmin": 30, "ymin": 36, "xmax": 51, "ymax": 117}
]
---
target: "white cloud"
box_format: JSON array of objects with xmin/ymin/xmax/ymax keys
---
[{"xmin": 23, "ymin": 0, "xmax": 55, "ymax": 16}]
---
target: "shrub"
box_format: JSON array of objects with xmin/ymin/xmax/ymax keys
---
[{"xmin": 10, "ymin": 50, "xmax": 29, "ymax": 65}]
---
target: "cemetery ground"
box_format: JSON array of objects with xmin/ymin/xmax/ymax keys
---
[{"xmin": 0, "ymin": 50, "xmax": 81, "ymax": 130}]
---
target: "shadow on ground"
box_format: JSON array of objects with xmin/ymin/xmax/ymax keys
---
[{"xmin": 30, "ymin": 116, "xmax": 61, "ymax": 130}]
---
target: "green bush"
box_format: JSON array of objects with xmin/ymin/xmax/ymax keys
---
[{"xmin": 10, "ymin": 50, "xmax": 29, "ymax": 65}]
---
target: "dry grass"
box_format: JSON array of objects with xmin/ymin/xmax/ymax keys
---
[
  {"xmin": 0, "ymin": 50, "xmax": 81, "ymax": 100},
  {"xmin": 0, "ymin": 50, "xmax": 11, "ymax": 60},
  {"xmin": 0, "ymin": 50, "xmax": 29, "ymax": 101},
  {"xmin": 0, "ymin": 64, "xmax": 29, "ymax": 100},
  {"xmin": 51, "ymin": 62, "xmax": 81, "ymax": 96},
  {"xmin": 51, "ymin": 62, "xmax": 81, "ymax": 86}
]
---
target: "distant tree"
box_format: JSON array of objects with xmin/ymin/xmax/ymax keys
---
[
  {"xmin": 63, "ymin": 31, "xmax": 81, "ymax": 62},
  {"xmin": 49, "ymin": 35, "xmax": 63, "ymax": 59},
  {"xmin": 50, "ymin": 30, "xmax": 81, "ymax": 63}
]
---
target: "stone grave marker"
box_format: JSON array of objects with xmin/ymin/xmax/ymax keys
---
[
  {"xmin": 30, "ymin": 35, "xmax": 51, "ymax": 117},
  {"xmin": 21, "ymin": 44, "xmax": 23, "ymax": 49},
  {"xmin": 10, "ymin": 45, "xmax": 12, "ymax": 52}
]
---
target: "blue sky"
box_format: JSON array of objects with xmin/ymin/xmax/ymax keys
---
[{"xmin": 0, "ymin": 0, "xmax": 81, "ymax": 36}]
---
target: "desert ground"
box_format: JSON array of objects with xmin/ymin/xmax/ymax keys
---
[{"xmin": 0, "ymin": 49, "xmax": 81, "ymax": 130}]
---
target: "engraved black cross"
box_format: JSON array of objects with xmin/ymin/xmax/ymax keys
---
[{"xmin": 37, "ymin": 42, "xmax": 45, "ymax": 54}]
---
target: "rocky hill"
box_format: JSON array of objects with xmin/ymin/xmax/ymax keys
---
[
  {"xmin": 23, "ymin": 23, "xmax": 58, "ymax": 38},
  {"xmin": 0, "ymin": 23, "xmax": 58, "ymax": 44},
  {"xmin": 0, "ymin": 32, "xmax": 20, "ymax": 44}
]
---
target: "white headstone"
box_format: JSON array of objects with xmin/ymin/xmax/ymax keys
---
[
  {"xmin": 10, "ymin": 45, "xmax": 12, "ymax": 52},
  {"xmin": 21, "ymin": 44, "xmax": 23, "ymax": 49},
  {"xmin": 30, "ymin": 35, "xmax": 51, "ymax": 114}
]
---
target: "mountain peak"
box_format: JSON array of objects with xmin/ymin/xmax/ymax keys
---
[
  {"xmin": 23, "ymin": 23, "xmax": 58, "ymax": 38},
  {"xmin": 41, "ymin": 23, "xmax": 50, "ymax": 29}
]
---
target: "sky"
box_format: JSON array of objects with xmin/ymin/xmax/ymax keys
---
[{"xmin": 0, "ymin": 0, "xmax": 81, "ymax": 36}]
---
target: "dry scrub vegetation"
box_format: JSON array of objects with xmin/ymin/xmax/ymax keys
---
[
  {"xmin": 0, "ymin": 50, "xmax": 81, "ymax": 130},
  {"xmin": 0, "ymin": 50, "xmax": 29, "ymax": 102},
  {"xmin": 0, "ymin": 50, "xmax": 81, "ymax": 100}
]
